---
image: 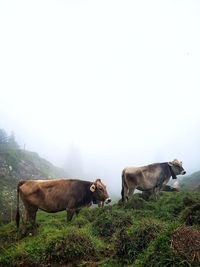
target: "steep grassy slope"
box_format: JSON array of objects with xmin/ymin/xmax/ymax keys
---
[{"xmin": 0, "ymin": 192, "xmax": 200, "ymax": 267}]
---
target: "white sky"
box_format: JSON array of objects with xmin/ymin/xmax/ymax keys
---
[{"xmin": 0, "ymin": 1, "xmax": 200, "ymax": 194}]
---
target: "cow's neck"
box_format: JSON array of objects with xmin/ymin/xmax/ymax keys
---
[{"xmin": 168, "ymin": 165, "xmax": 177, "ymax": 179}]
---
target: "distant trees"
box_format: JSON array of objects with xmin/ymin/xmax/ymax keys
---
[
  {"xmin": 0, "ymin": 129, "xmax": 8, "ymax": 144},
  {"xmin": 64, "ymin": 144, "xmax": 83, "ymax": 178},
  {"xmin": 7, "ymin": 131, "xmax": 19, "ymax": 149},
  {"xmin": 0, "ymin": 128, "xmax": 19, "ymax": 151}
]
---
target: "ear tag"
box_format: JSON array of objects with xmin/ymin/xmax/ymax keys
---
[{"xmin": 90, "ymin": 184, "xmax": 96, "ymax": 192}]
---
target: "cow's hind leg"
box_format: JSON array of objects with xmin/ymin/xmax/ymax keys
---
[
  {"xmin": 23, "ymin": 206, "xmax": 38, "ymax": 235},
  {"xmin": 122, "ymin": 184, "xmax": 129, "ymax": 202},
  {"xmin": 24, "ymin": 207, "xmax": 38, "ymax": 226}
]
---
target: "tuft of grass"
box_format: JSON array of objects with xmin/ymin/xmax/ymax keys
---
[
  {"xmin": 92, "ymin": 206, "xmax": 133, "ymax": 238},
  {"xmin": 123, "ymin": 193, "xmax": 150, "ymax": 210},
  {"xmin": 47, "ymin": 228, "xmax": 96, "ymax": 265},
  {"xmin": 180, "ymin": 203, "xmax": 200, "ymax": 226},
  {"xmin": 133, "ymin": 223, "xmax": 196, "ymax": 267},
  {"xmin": 149, "ymin": 192, "xmax": 200, "ymax": 221},
  {"xmin": 114, "ymin": 219, "xmax": 163, "ymax": 264}
]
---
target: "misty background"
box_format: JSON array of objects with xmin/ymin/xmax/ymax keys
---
[{"xmin": 0, "ymin": 1, "xmax": 200, "ymax": 196}]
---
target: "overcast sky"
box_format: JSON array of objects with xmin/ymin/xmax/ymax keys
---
[{"xmin": 0, "ymin": 1, "xmax": 200, "ymax": 194}]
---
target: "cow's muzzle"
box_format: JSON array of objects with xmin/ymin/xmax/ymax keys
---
[{"xmin": 105, "ymin": 198, "xmax": 111, "ymax": 204}]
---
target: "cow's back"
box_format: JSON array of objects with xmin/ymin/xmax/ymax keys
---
[
  {"xmin": 19, "ymin": 179, "xmax": 90, "ymax": 212},
  {"xmin": 124, "ymin": 163, "xmax": 170, "ymax": 191}
]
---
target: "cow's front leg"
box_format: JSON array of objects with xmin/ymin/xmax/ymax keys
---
[
  {"xmin": 75, "ymin": 208, "xmax": 81, "ymax": 216},
  {"xmin": 67, "ymin": 209, "xmax": 75, "ymax": 221},
  {"xmin": 152, "ymin": 186, "xmax": 161, "ymax": 200},
  {"xmin": 98, "ymin": 201, "xmax": 104, "ymax": 208}
]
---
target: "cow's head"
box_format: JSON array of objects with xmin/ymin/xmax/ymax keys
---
[
  {"xmin": 168, "ymin": 159, "xmax": 186, "ymax": 177},
  {"xmin": 90, "ymin": 179, "xmax": 111, "ymax": 204}
]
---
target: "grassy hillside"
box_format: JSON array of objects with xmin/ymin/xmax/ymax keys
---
[{"xmin": 0, "ymin": 192, "xmax": 200, "ymax": 267}]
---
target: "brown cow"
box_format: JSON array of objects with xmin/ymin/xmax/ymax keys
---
[{"xmin": 16, "ymin": 178, "xmax": 111, "ymax": 228}]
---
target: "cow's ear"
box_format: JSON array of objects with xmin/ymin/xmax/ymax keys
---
[
  {"xmin": 168, "ymin": 161, "xmax": 173, "ymax": 167},
  {"xmin": 90, "ymin": 184, "xmax": 96, "ymax": 192}
]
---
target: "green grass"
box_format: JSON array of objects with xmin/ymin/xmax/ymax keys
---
[{"xmin": 1, "ymin": 192, "xmax": 200, "ymax": 266}]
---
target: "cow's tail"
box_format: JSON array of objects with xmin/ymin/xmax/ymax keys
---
[
  {"xmin": 16, "ymin": 181, "xmax": 25, "ymax": 228},
  {"xmin": 121, "ymin": 169, "xmax": 125, "ymax": 202}
]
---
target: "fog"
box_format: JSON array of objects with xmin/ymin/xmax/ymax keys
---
[{"xmin": 0, "ymin": 1, "xmax": 200, "ymax": 196}]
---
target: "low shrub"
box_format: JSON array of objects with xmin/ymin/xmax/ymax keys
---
[
  {"xmin": 123, "ymin": 193, "xmax": 148, "ymax": 209},
  {"xmin": 182, "ymin": 196, "xmax": 198, "ymax": 207},
  {"xmin": 134, "ymin": 223, "xmax": 196, "ymax": 267},
  {"xmin": 92, "ymin": 207, "xmax": 133, "ymax": 238},
  {"xmin": 180, "ymin": 203, "xmax": 200, "ymax": 226},
  {"xmin": 115, "ymin": 220, "xmax": 163, "ymax": 264},
  {"xmin": 71, "ymin": 215, "xmax": 89, "ymax": 228},
  {"xmin": 150, "ymin": 192, "xmax": 198, "ymax": 221},
  {"xmin": 47, "ymin": 230, "xmax": 96, "ymax": 265}
]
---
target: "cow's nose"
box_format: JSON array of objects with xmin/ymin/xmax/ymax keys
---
[
  {"xmin": 105, "ymin": 198, "xmax": 111, "ymax": 204},
  {"xmin": 182, "ymin": 170, "xmax": 186, "ymax": 175}
]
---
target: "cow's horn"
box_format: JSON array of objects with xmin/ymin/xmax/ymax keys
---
[{"xmin": 90, "ymin": 184, "xmax": 96, "ymax": 192}]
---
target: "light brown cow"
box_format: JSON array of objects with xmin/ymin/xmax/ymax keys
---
[
  {"xmin": 16, "ymin": 178, "xmax": 111, "ymax": 228},
  {"xmin": 121, "ymin": 159, "xmax": 186, "ymax": 202}
]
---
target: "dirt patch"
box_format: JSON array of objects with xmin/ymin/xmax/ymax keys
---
[{"xmin": 171, "ymin": 226, "xmax": 200, "ymax": 263}]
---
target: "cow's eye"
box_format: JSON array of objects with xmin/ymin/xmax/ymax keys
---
[{"xmin": 99, "ymin": 187, "xmax": 103, "ymax": 191}]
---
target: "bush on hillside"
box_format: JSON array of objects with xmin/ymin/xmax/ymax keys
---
[
  {"xmin": 133, "ymin": 223, "xmax": 200, "ymax": 267},
  {"xmin": 92, "ymin": 206, "xmax": 132, "ymax": 238},
  {"xmin": 149, "ymin": 192, "xmax": 200, "ymax": 221},
  {"xmin": 115, "ymin": 221, "xmax": 163, "ymax": 264},
  {"xmin": 182, "ymin": 196, "xmax": 197, "ymax": 206},
  {"xmin": 180, "ymin": 203, "xmax": 200, "ymax": 226},
  {"xmin": 71, "ymin": 215, "xmax": 89, "ymax": 228},
  {"xmin": 123, "ymin": 193, "xmax": 149, "ymax": 209},
  {"xmin": 47, "ymin": 230, "xmax": 96, "ymax": 265}
]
